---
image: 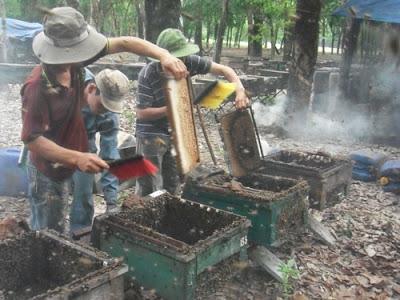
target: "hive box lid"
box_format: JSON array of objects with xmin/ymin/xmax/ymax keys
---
[
  {"xmin": 164, "ymin": 78, "xmax": 200, "ymax": 175},
  {"xmin": 219, "ymin": 109, "xmax": 262, "ymax": 176}
]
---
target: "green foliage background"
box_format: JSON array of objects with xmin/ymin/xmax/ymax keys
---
[{"xmin": 4, "ymin": 0, "xmax": 343, "ymax": 51}]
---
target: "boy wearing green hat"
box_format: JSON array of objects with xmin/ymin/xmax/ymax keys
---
[{"xmin": 135, "ymin": 28, "xmax": 249, "ymax": 196}]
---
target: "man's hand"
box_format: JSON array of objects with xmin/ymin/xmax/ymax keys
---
[
  {"xmin": 235, "ymin": 89, "xmax": 250, "ymax": 110},
  {"xmin": 108, "ymin": 37, "xmax": 189, "ymax": 79},
  {"xmin": 76, "ymin": 153, "xmax": 109, "ymax": 173},
  {"xmin": 209, "ymin": 62, "xmax": 250, "ymax": 110},
  {"xmin": 159, "ymin": 53, "xmax": 189, "ymax": 79}
]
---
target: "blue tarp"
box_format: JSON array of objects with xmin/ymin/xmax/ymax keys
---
[
  {"xmin": 349, "ymin": 149, "xmax": 387, "ymax": 167},
  {"xmin": 0, "ymin": 18, "xmax": 43, "ymax": 41},
  {"xmin": 383, "ymin": 182, "xmax": 400, "ymax": 193},
  {"xmin": 332, "ymin": 0, "xmax": 400, "ymax": 24},
  {"xmin": 380, "ymin": 160, "xmax": 400, "ymax": 177}
]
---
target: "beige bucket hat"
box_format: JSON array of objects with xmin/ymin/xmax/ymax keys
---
[
  {"xmin": 33, "ymin": 7, "xmax": 107, "ymax": 64},
  {"xmin": 95, "ymin": 69, "xmax": 130, "ymax": 113}
]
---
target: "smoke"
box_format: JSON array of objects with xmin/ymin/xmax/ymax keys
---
[
  {"xmin": 252, "ymin": 92, "xmax": 371, "ymax": 141},
  {"xmin": 259, "ymin": 138, "xmax": 272, "ymax": 155},
  {"xmin": 252, "ymin": 58, "xmax": 400, "ymax": 143},
  {"xmin": 252, "ymin": 95, "xmax": 287, "ymax": 127},
  {"xmin": 302, "ymin": 109, "xmax": 371, "ymax": 140},
  {"xmin": 368, "ymin": 62, "xmax": 400, "ymax": 136}
]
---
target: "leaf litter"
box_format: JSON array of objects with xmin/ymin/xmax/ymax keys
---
[{"xmin": 0, "ymin": 84, "xmax": 399, "ymax": 299}]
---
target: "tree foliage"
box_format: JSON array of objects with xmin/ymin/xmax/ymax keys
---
[{"xmin": 3, "ymin": 0, "xmax": 344, "ymax": 56}]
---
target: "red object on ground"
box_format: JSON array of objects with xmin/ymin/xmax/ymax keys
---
[{"xmin": 108, "ymin": 155, "xmax": 158, "ymax": 181}]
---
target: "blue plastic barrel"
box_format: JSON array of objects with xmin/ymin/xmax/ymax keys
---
[{"xmin": 0, "ymin": 147, "xmax": 28, "ymax": 197}]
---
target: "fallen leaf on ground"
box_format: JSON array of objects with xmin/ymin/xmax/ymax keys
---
[
  {"xmin": 230, "ymin": 180, "xmax": 243, "ymax": 192},
  {"xmin": 365, "ymin": 245, "xmax": 377, "ymax": 257},
  {"xmin": 291, "ymin": 291, "xmax": 309, "ymax": 300},
  {"xmin": 392, "ymin": 283, "xmax": 400, "ymax": 294},
  {"xmin": 356, "ymin": 275, "xmax": 370, "ymax": 288},
  {"xmin": 365, "ymin": 274, "xmax": 385, "ymax": 286}
]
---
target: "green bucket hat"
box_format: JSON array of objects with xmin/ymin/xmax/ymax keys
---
[{"xmin": 150, "ymin": 28, "xmax": 199, "ymax": 61}]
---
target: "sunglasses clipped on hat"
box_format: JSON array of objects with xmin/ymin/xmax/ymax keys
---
[{"xmin": 33, "ymin": 7, "xmax": 107, "ymax": 64}]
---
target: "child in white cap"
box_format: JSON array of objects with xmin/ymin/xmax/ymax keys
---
[{"xmin": 70, "ymin": 68, "xmax": 129, "ymax": 232}]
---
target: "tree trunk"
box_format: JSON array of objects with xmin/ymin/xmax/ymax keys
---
[
  {"xmin": 330, "ymin": 23, "xmax": 335, "ymax": 54},
  {"xmin": 280, "ymin": 35, "xmax": 285, "ymax": 51},
  {"xmin": 213, "ymin": 0, "xmax": 229, "ymax": 63},
  {"xmin": 228, "ymin": 27, "xmax": 233, "ymax": 47},
  {"xmin": 135, "ymin": 1, "xmax": 145, "ymax": 38},
  {"xmin": 65, "ymin": 0, "xmax": 79, "ymax": 9},
  {"xmin": 337, "ymin": 27, "xmax": 342, "ymax": 54},
  {"xmin": 187, "ymin": 28, "xmax": 193, "ymax": 42},
  {"xmin": 237, "ymin": 21, "xmax": 244, "ymax": 48},
  {"xmin": 0, "ymin": 0, "xmax": 7, "ymax": 63},
  {"xmin": 193, "ymin": 0, "xmax": 203, "ymax": 53},
  {"xmin": 283, "ymin": 21, "xmax": 294, "ymax": 61},
  {"xmin": 230, "ymin": 27, "xmax": 234, "ymax": 47},
  {"xmin": 229, "ymin": 27, "xmax": 234, "ymax": 47},
  {"xmin": 271, "ymin": 21, "xmax": 279, "ymax": 58},
  {"xmin": 225, "ymin": 26, "xmax": 230, "ymax": 47},
  {"xmin": 144, "ymin": 0, "xmax": 181, "ymax": 43},
  {"xmin": 20, "ymin": 0, "xmax": 40, "ymax": 22},
  {"xmin": 366, "ymin": 23, "xmax": 371, "ymax": 59},
  {"xmin": 98, "ymin": 1, "xmax": 109, "ymax": 32},
  {"xmin": 110, "ymin": 3, "xmax": 118, "ymax": 36},
  {"xmin": 234, "ymin": 23, "xmax": 240, "ymax": 47},
  {"xmin": 287, "ymin": 0, "xmax": 322, "ymax": 119},
  {"xmin": 206, "ymin": 22, "xmax": 211, "ymax": 47},
  {"xmin": 339, "ymin": 17, "xmax": 361, "ymax": 100},
  {"xmin": 322, "ymin": 17, "xmax": 326, "ymax": 54},
  {"xmin": 89, "ymin": 0, "xmax": 96, "ymax": 28},
  {"xmin": 270, "ymin": 20, "xmax": 275, "ymax": 58},
  {"xmin": 247, "ymin": 8, "xmax": 263, "ymax": 57},
  {"xmin": 360, "ymin": 22, "xmax": 365, "ymax": 61},
  {"xmin": 214, "ymin": 23, "xmax": 219, "ymax": 42},
  {"xmin": 194, "ymin": 20, "xmax": 203, "ymax": 54}
]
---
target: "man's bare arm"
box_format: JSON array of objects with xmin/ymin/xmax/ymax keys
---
[
  {"xmin": 136, "ymin": 107, "xmax": 167, "ymax": 121},
  {"xmin": 209, "ymin": 62, "xmax": 250, "ymax": 109},
  {"xmin": 27, "ymin": 136, "xmax": 108, "ymax": 173},
  {"xmin": 108, "ymin": 37, "xmax": 188, "ymax": 79}
]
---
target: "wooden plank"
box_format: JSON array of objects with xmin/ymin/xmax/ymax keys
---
[
  {"xmin": 307, "ymin": 214, "xmax": 336, "ymax": 246},
  {"xmin": 219, "ymin": 109, "xmax": 262, "ymax": 176},
  {"xmin": 164, "ymin": 77, "xmax": 200, "ymax": 175},
  {"xmin": 248, "ymin": 246, "xmax": 284, "ymax": 282},
  {"xmin": 258, "ymin": 68, "xmax": 289, "ymax": 77},
  {"xmin": 71, "ymin": 225, "xmax": 92, "ymax": 240}
]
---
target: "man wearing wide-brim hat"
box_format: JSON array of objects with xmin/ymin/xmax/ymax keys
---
[
  {"xmin": 32, "ymin": 7, "xmax": 188, "ymax": 72},
  {"xmin": 21, "ymin": 7, "xmax": 188, "ymax": 233},
  {"xmin": 134, "ymin": 28, "xmax": 250, "ymax": 197}
]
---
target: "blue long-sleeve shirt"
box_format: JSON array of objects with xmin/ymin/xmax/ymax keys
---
[{"xmin": 81, "ymin": 106, "xmax": 120, "ymax": 160}]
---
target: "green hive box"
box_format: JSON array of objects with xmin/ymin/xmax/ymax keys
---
[
  {"xmin": 91, "ymin": 192, "xmax": 250, "ymax": 300},
  {"xmin": 259, "ymin": 150, "xmax": 352, "ymax": 210},
  {"xmin": 182, "ymin": 173, "xmax": 309, "ymax": 247},
  {"xmin": 0, "ymin": 231, "xmax": 127, "ymax": 300}
]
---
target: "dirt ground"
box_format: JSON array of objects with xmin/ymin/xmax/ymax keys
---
[{"xmin": 0, "ymin": 49, "xmax": 399, "ymax": 299}]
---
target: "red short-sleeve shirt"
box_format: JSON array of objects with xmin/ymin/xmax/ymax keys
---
[{"xmin": 21, "ymin": 66, "xmax": 88, "ymax": 181}]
